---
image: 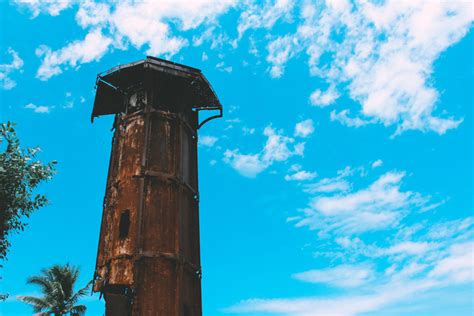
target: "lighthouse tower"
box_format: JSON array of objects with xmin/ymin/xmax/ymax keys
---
[{"xmin": 91, "ymin": 56, "xmax": 222, "ymax": 315}]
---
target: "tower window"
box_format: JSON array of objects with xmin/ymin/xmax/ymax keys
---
[{"xmin": 118, "ymin": 210, "xmax": 130, "ymax": 239}]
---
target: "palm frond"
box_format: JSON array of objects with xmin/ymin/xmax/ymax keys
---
[
  {"xmin": 17, "ymin": 295, "xmax": 50, "ymax": 313},
  {"xmin": 70, "ymin": 304, "xmax": 87, "ymax": 316},
  {"xmin": 67, "ymin": 283, "xmax": 90, "ymax": 307},
  {"xmin": 26, "ymin": 276, "xmax": 54, "ymax": 294},
  {"xmin": 20, "ymin": 264, "xmax": 90, "ymax": 315}
]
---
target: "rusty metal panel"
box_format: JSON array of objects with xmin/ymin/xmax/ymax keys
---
[
  {"xmin": 108, "ymin": 258, "xmax": 134, "ymax": 285},
  {"xmin": 182, "ymin": 268, "xmax": 202, "ymax": 316},
  {"xmin": 117, "ymin": 116, "xmax": 145, "ymax": 177},
  {"xmin": 181, "ymin": 188, "xmax": 200, "ymax": 266},
  {"xmin": 180, "ymin": 124, "xmax": 192, "ymax": 187},
  {"xmin": 134, "ymin": 257, "xmax": 178, "ymax": 315},
  {"xmin": 147, "ymin": 115, "xmax": 177, "ymax": 175},
  {"xmin": 105, "ymin": 293, "xmax": 131, "ymax": 316},
  {"xmin": 142, "ymin": 179, "xmax": 178, "ymax": 254}
]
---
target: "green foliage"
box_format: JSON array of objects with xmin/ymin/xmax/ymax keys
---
[
  {"xmin": 18, "ymin": 264, "xmax": 91, "ymax": 316},
  {"xmin": 0, "ymin": 121, "xmax": 56, "ymax": 262}
]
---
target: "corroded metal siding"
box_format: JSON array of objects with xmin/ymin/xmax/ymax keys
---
[{"xmin": 94, "ymin": 107, "xmax": 202, "ymax": 315}]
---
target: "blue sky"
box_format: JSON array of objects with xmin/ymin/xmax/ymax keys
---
[{"xmin": 0, "ymin": 1, "xmax": 472, "ymax": 315}]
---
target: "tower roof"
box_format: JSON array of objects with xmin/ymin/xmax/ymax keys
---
[{"xmin": 91, "ymin": 56, "xmax": 222, "ymax": 122}]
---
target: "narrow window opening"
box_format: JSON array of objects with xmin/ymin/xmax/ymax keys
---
[{"xmin": 118, "ymin": 210, "xmax": 130, "ymax": 239}]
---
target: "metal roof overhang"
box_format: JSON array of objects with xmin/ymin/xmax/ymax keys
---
[{"xmin": 91, "ymin": 56, "xmax": 222, "ymax": 125}]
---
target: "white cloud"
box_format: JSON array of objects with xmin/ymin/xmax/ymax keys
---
[
  {"xmin": 229, "ymin": 160, "xmax": 473, "ymax": 316},
  {"xmin": 285, "ymin": 170, "xmax": 317, "ymax": 182},
  {"xmin": 304, "ymin": 178, "xmax": 350, "ymax": 194},
  {"xmin": 330, "ymin": 109, "xmax": 375, "ymax": 128},
  {"xmin": 371, "ymin": 159, "xmax": 383, "ymax": 169},
  {"xmin": 16, "ymin": 1, "xmax": 472, "ymax": 135},
  {"xmin": 216, "ymin": 61, "xmax": 233, "ymax": 73},
  {"xmin": 201, "ymin": 52, "xmax": 208, "ymax": 61},
  {"xmin": 228, "ymin": 275, "xmax": 447, "ymax": 316},
  {"xmin": 226, "ymin": 287, "xmax": 419, "ymax": 316},
  {"xmin": 294, "ymin": 119, "xmax": 314, "ymax": 138},
  {"xmin": 310, "ymin": 85, "xmax": 339, "ymax": 107},
  {"xmin": 257, "ymin": 1, "xmax": 472, "ymax": 134},
  {"xmin": 62, "ymin": 101, "xmax": 74, "ymax": 109},
  {"xmin": 266, "ymin": 35, "xmax": 299, "ymax": 78},
  {"xmin": 0, "ymin": 48, "xmax": 24, "ymax": 90},
  {"xmin": 426, "ymin": 218, "xmax": 474, "ymax": 240},
  {"xmin": 293, "ymin": 264, "xmax": 373, "ymax": 288},
  {"xmin": 295, "ymin": 171, "xmax": 432, "ymax": 235},
  {"xmin": 224, "ymin": 125, "xmax": 304, "ymax": 178},
  {"xmin": 226, "ymin": 118, "xmax": 241, "ymax": 123},
  {"xmin": 429, "ymin": 242, "xmax": 474, "ymax": 283},
  {"xmin": 312, "ymin": 172, "xmax": 407, "ymax": 215},
  {"xmin": 385, "ymin": 241, "xmax": 432, "ymax": 256},
  {"xmin": 29, "ymin": 0, "xmax": 237, "ymax": 80},
  {"xmin": 199, "ymin": 135, "xmax": 218, "ymax": 147},
  {"xmin": 24, "ymin": 103, "xmax": 51, "ymax": 114},
  {"xmin": 228, "ymin": 235, "xmax": 474, "ymax": 316},
  {"xmin": 303, "ymin": 166, "xmax": 354, "ymax": 194},
  {"xmin": 194, "ymin": 26, "xmax": 234, "ymax": 50},
  {"xmin": 14, "ymin": 0, "xmax": 73, "ymax": 17},
  {"xmin": 94, "ymin": 1, "xmax": 236, "ymax": 53},
  {"xmin": 36, "ymin": 28, "xmax": 112, "ymax": 80},
  {"xmin": 242, "ymin": 127, "xmax": 256, "ymax": 135},
  {"xmin": 262, "ymin": 126, "xmax": 302, "ymax": 161},
  {"xmin": 75, "ymin": 0, "xmax": 110, "ymax": 28},
  {"xmin": 237, "ymin": 0, "xmax": 295, "ymax": 39},
  {"xmin": 62, "ymin": 92, "xmax": 76, "ymax": 109},
  {"xmin": 285, "ymin": 164, "xmax": 317, "ymax": 181},
  {"xmin": 223, "ymin": 151, "xmax": 267, "ymax": 178}
]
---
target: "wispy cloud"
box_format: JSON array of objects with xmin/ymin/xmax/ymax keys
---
[
  {"xmin": 428, "ymin": 242, "xmax": 474, "ymax": 283},
  {"xmin": 199, "ymin": 135, "xmax": 218, "ymax": 147},
  {"xmin": 216, "ymin": 61, "xmax": 233, "ymax": 73},
  {"xmin": 285, "ymin": 164, "xmax": 317, "ymax": 182},
  {"xmin": 266, "ymin": 34, "xmax": 299, "ymax": 78},
  {"xmin": 227, "ymin": 161, "xmax": 473, "ymax": 316},
  {"xmin": 296, "ymin": 171, "xmax": 431, "ymax": 236},
  {"xmin": 36, "ymin": 28, "xmax": 112, "ymax": 80},
  {"xmin": 18, "ymin": 1, "xmax": 472, "ymax": 135},
  {"xmin": 13, "ymin": 0, "xmax": 73, "ymax": 17},
  {"xmin": 293, "ymin": 264, "xmax": 373, "ymax": 288},
  {"xmin": 244, "ymin": 1, "xmax": 471, "ymax": 134},
  {"xmin": 228, "ymin": 218, "xmax": 473, "ymax": 316},
  {"xmin": 330, "ymin": 110, "xmax": 375, "ymax": 128},
  {"xmin": 285, "ymin": 170, "xmax": 317, "ymax": 182},
  {"xmin": 303, "ymin": 167, "xmax": 353, "ymax": 194},
  {"xmin": 371, "ymin": 159, "xmax": 383, "ymax": 169},
  {"xmin": 310, "ymin": 85, "xmax": 339, "ymax": 107},
  {"xmin": 237, "ymin": 0, "xmax": 294, "ymax": 40},
  {"xmin": 242, "ymin": 127, "xmax": 255, "ymax": 135},
  {"xmin": 24, "ymin": 103, "xmax": 51, "ymax": 114},
  {"xmin": 224, "ymin": 125, "xmax": 304, "ymax": 178},
  {"xmin": 27, "ymin": 0, "xmax": 237, "ymax": 80},
  {"xmin": 0, "ymin": 48, "xmax": 24, "ymax": 90},
  {"xmin": 294, "ymin": 119, "xmax": 314, "ymax": 138}
]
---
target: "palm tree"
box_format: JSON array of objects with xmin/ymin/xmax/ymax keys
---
[{"xmin": 18, "ymin": 264, "xmax": 91, "ymax": 316}]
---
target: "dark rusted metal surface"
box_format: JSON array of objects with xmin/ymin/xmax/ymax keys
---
[{"xmin": 92, "ymin": 57, "xmax": 221, "ymax": 315}]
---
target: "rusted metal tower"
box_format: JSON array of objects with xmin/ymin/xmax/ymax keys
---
[{"xmin": 91, "ymin": 56, "xmax": 222, "ymax": 315}]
